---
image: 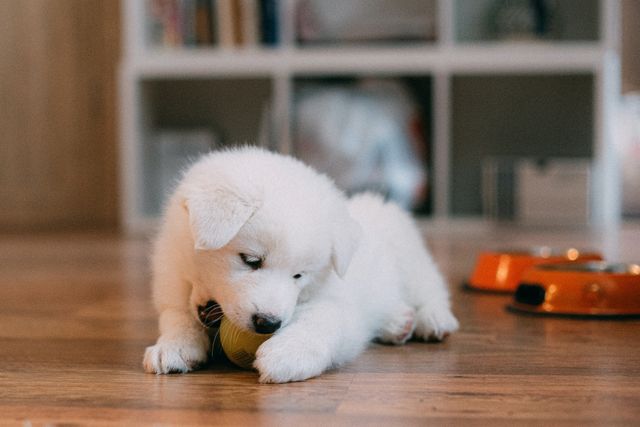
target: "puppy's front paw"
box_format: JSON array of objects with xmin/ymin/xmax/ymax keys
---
[
  {"xmin": 254, "ymin": 334, "xmax": 329, "ymax": 383},
  {"xmin": 414, "ymin": 305, "xmax": 459, "ymax": 342},
  {"xmin": 143, "ymin": 331, "xmax": 209, "ymax": 374}
]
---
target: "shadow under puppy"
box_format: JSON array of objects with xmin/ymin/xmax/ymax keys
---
[{"xmin": 143, "ymin": 147, "xmax": 458, "ymax": 383}]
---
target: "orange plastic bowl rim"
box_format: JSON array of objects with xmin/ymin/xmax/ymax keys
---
[
  {"xmin": 509, "ymin": 262, "xmax": 640, "ymax": 316},
  {"xmin": 467, "ymin": 248, "xmax": 603, "ymax": 293}
]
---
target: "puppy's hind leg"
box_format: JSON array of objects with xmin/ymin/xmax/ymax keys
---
[
  {"xmin": 398, "ymin": 236, "xmax": 459, "ymax": 342},
  {"xmin": 366, "ymin": 197, "xmax": 459, "ymax": 342},
  {"xmin": 376, "ymin": 301, "xmax": 416, "ymax": 345},
  {"xmin": 413, "ymin": 304, "xmax": 459, "ymax": 342},
  {"xmin": 408, "ymin": 266, "xmax": 459, "ymax": 342}
]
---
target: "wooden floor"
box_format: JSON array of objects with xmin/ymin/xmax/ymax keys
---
[{"xmin": 1, "ymin": 223, "xmax": 639, "ymax": 426}]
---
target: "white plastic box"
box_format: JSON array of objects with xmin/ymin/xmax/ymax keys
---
[
  {"xmin": 518, "ymin": 158, "xmax": 591, "ymax": 226},
  {"xmin": 483, "ymin": 157, "xmax": 591, "ymax": 225}
]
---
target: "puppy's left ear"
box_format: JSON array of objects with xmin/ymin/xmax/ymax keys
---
[
  {"xmin": 331, "ymin": 213, "xmax": 362, "ymax": 278},
  {"xmin": 185, "ymin": 187, "xmax": 260, "ymax": 250}
]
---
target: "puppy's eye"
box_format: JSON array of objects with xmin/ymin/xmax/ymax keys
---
[
  {"xmin": 240, "ymin": 253, "xmax": 263, "ymax": 270},
  {"xmin": 293, "ymin": 273, "xmax": 303, "ymax": 279}
]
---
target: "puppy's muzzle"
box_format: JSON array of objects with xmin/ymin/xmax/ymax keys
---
[
  {"xmin": 197, "ymin": 300, "xmax": 223, "ymax": 328},
  {"xmin": 252, "ymin": 314, "xmax": 281, "ymax": 334}
]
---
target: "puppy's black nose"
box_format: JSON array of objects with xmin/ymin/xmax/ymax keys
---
[{"xmin": 252, "ymin": 314, "xmax": 281, "ymax": 334}]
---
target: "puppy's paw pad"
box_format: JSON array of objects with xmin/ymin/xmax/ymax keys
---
[
  {"xmin": 254, "ymin": 335, "xmax": 326, "ymax": 383},
  {"xmin": 414, "ymin": 307, "xmax": 459, "ymax": 342},
  {"xmin": 143, "ymin": 333, "xmax": 209, "ymax": 374},
  {"xmin": 378, "ymin": 309, "xmax": 416, "ymax": 345}
]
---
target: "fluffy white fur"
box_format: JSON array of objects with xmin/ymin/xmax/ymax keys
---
[{"xmin": 143, "ymin": 147, "xmax": 458, "ymax": 383}]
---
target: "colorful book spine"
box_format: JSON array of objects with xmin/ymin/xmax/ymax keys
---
[
  {"xmin": 241, "ymin": 0, "xmax": 259, "ymax": 47},
  {"xmin": 217, "ymin": 0, "xmax": 235, "ymax": 47},
  {"xmin": 146, "ymin": 0, "xmax": 279, "ymax": 48},
  {"xmin": 260, "ymin": 0, "xmax": 279, "ymax": 46},
  {"xmin": 230, "ymin": 0, "xmax": 244, "ymax": 46},
  {"xmin": 164, "ymin": 0, "xmax": 181, "ymax": 46},
  {"xmin": 181, "ymin": 0, "xmax": 198, "ymax": 46},
  {"xmin": 195, "ymin": 0, "xmax": 215, "ymax": 45}
]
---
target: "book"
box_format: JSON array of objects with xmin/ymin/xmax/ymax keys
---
[
  {"xmin": 240, "ymin": 0, "xmax": 259, "ymax": 47},
  {"xmin": 181, "ymin": 0, "xmax": 198, "ymax": 46},
  {"xmin": 147, "ymin": 0, "xmax": 165, "ymax": 47},
  {"xmin": 195, "ymin": 0, "xmax": 215, "ymax": 45},
  {"xmin": 165, "ymin": 0, "xmax": 181, "ymax": 46},
  {"xmin": 231, "ymin": 0, "xmax": 244, "ymax": 45},
  {"xmin": 257, "ymin": 100, "xmax": 273, "ymax": 149},
  {"xmin": 260, "ymin": 0, "xmax": 279, "ymax": 46},
  {"xmin": 217, "ymin": 0, "xmax": 236, "ymax": 47}
]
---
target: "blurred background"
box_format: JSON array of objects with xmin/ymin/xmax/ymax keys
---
[{"xmin": 0, "ymin": 0, "xmax": 639, "ymax": 233}]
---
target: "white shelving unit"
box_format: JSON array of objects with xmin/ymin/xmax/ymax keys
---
[{"xmin": 120, "ymin": 0, "xmax": 621, "ymax": 233}]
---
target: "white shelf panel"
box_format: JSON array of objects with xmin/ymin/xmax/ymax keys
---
[
  {"xmin": 125, "ymin": 43, "xmax": 606, "ymax": 78},
  {"xmin": 289, "ymin": 46, "xmax": 444, "ymax": 74},
  {"xmin": 127, "ymin": 49, "xmax": 289, "ymax": 78},
  {"xmin": 292, "ymin": 44, "xmax": 605, "ymax": 74},
  {"xmin": 448, "ymin": 43, "xmax": 606, "ymax": 73}
]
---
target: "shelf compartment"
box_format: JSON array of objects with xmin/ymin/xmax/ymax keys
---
[
  {"xmin": 138, "ymin": 77, "xmax": 274, "ymax": 216},
  {"xmin": 455, "ymin": 0, "xmax": 600, "ymax": 43},
  {"xmin": 450, "ymin": 73, "xmax": 594, "ymax": 216},
  {"xmin": 295, "ymin": 0, "xmax": 438, "ymax": 46},
  {"xmin": 291, "ymin": 75, "xmax": 434, "ymax": 214}
]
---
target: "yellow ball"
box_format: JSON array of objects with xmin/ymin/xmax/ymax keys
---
[{"xmin": 219, "ymin": 316, "xmax": 273, "ymax": 370}]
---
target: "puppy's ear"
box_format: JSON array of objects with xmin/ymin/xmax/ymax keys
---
[
  {"xmin": 185, "ymin": 187, "xmax": 260, "ymax": 250},
  {"xmin": 331, "ymin": 213, "xmax": 362, "ymax": 278}
]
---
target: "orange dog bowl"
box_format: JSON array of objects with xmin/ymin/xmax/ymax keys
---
[
  {"xmin": 466, "ymin": 248, "xmax": 602, "ymax": 293},
  {"xmin": 508, "ymin": 262, "xmax": 640, "ymax": 317}
]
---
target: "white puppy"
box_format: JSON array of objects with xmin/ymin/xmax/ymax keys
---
[{"xmin": 143, "ymin": 147, "xmax": 458, "ymax": 383}]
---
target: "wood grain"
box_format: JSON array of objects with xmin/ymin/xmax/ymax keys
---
[
  {"xmin": 0, "ymin": 225, "xmax": 639, "ymax": 425},
  {"xmin": 0, "ymin": 1, "xmax": 119, "ymax": 230}
]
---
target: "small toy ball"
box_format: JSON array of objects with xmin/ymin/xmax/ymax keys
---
[{"xmin": 219, "ymin": 316, "xmax": 273, "ymax": 370}]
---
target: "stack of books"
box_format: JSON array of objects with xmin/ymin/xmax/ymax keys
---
[{"xmin": 147, "ymin": 0, "xmax": 279, "ymax": 49}]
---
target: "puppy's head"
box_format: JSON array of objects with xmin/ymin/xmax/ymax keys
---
[{"xmin": 181, "ymin": 149, "xmax": 361, "ymax": 334}]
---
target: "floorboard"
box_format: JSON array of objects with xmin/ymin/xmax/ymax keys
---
[{"xmin": 1, "ymin": 224, "xmax": 639, "ymax": 425}]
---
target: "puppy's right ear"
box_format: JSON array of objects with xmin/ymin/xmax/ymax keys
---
[
  {"xmin": 331, "ymin": 213, "xmax": 362, "ymax": 278},
  {"xmin": 184, "ymin": 187, "xmax": 260, "ymax": 250}
]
